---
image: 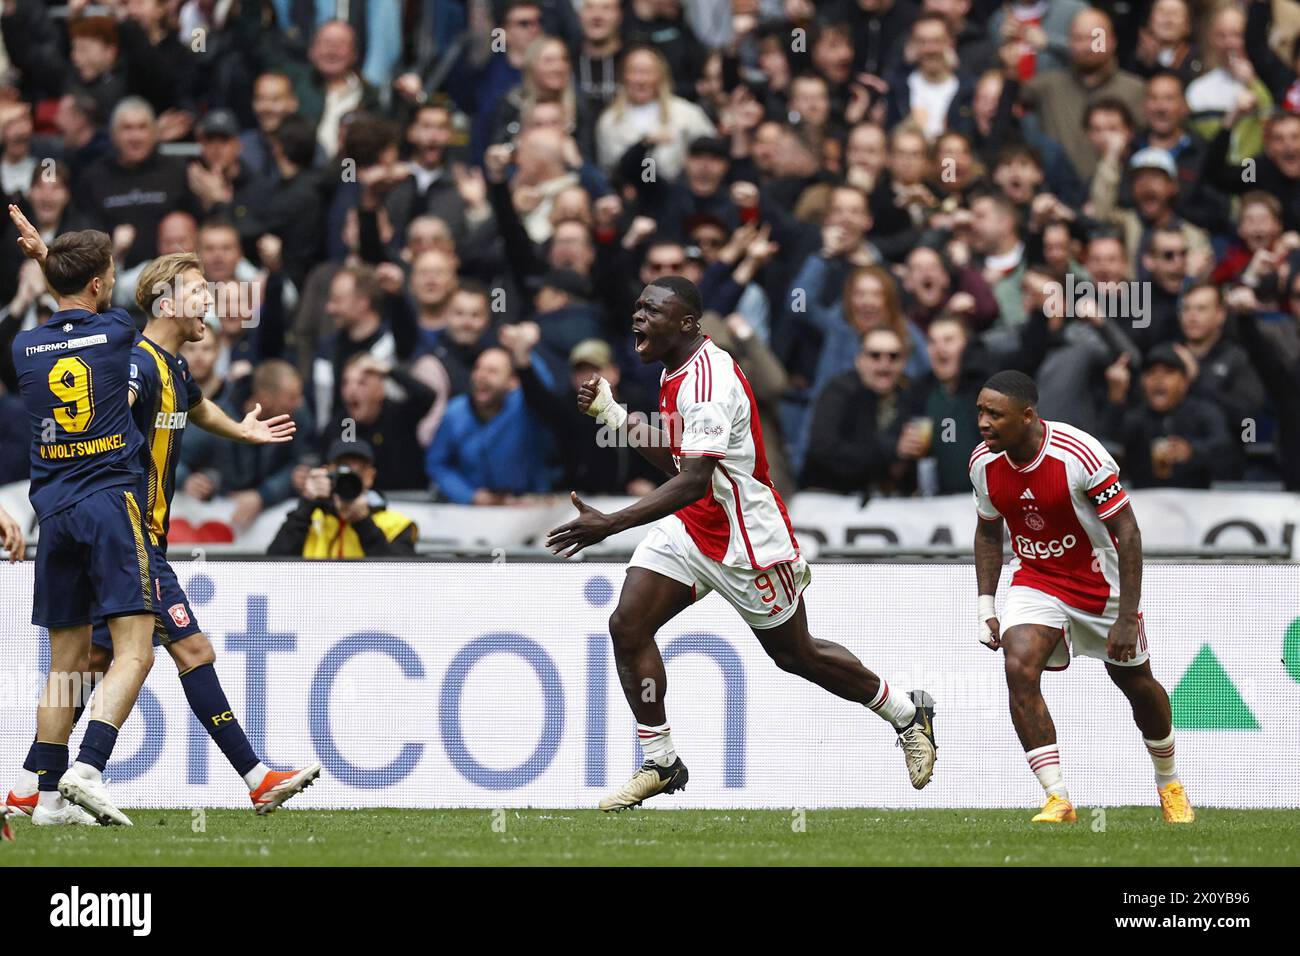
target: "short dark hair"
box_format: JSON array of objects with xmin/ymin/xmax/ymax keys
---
[
  {"xmin": 271, "ymin": 114, "xmax": 317, "ymax": 168},
  {"xmin": 649, "ymin": 275, "xmax": 702, "ymax": 322},
  {"xmin": 341, "ymin": 111, "xmax": 399, "ymax": 167},
  {"xmin": 1083, "ymin": 97, "xmax": 1135, "ymax": 131},
  {"xmin": 995, "ymin": 141, "xmax": 1043, "ymax": 170},
  {"xmin": 982, "ymin": 370, "xmax": 1038, "ymax": 407},
  {"xmin": 44, "ymin": 230, "xmax": 114, "ymax": 296}
]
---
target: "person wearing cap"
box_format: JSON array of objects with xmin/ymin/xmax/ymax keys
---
[
  {"xmin": 504, "ymin": 329, "xmax": 659, "ymax": 496},
  {"xmin": 186, "ymin": 109, "xmax": 269, "ymax": 219},
  {"xmin": 1102, "ymin": 340, "xmax": 1233, "ymax": 488},
  {"xmin": 1090, "ymin": 139, "xmax": 1211, "ymax": 274},
  {"xmin": 267, "ymin": 438, "xmax": 418, "ymax": 558}
]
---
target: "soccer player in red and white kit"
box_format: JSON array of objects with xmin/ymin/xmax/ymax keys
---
[
  {"xmin": 546, "ymin": 277, "xmax": 937, "ymax": 810},
  {"xmin": 969, "ymin": 371, "xmax": 1193, "ymax": 824}
]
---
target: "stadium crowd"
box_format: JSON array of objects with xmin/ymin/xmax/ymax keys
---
[{"xmin": 3, "ymin": 0, "xmax": 1300, "ymax": 538}]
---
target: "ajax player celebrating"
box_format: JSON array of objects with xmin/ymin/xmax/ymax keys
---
[
  {"xmin": 969, "ymin": 371, "xmax": 1193, "ymax": 824},
  {"xmin": 546, "ymin": 277, "xmax": 936, "ymax": 810}
]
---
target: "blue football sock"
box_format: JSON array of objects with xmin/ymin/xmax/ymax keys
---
[
  {"xmin": 76, "ymin": 719, "xmax": 119, "ymax": 772},
  {"xmin": 181, "ymin": 662, "xmax": 260, "ymax": 777},
  {"xmin": 25, "ymin": 702, "xmax": 87, "ymax": 773},
  {"xmin": 32, "ymin": 742, "xmax": 69, "ymax": 791}
]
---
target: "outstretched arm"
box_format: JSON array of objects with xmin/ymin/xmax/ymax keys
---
[
  {"xmin": 1103, "ymin": 503, "xmax": 1143, "ymax": 662},
  {"xmin": 545, "ymin": 456, "xmax": 716, "ymax": 557},
  {"xmin": 189, "ymin": 398, "xmax": 297, "ymax": 444}
]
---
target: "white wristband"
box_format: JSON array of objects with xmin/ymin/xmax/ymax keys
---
[
  {"xmin": 596, "ymin": 401, "xmax": 628, "ymax": 432},
  {"xmin": 978, "ymin": 594, "xmax": 997, "ymax": 623},
  {"xmin": 586, "ymin": 377, "xmax": 628, "ymax": 431}
]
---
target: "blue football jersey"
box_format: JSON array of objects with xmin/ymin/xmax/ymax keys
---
[{"xmin": 12, "ymin": 308, "xmax": 145, "ymax": 519}]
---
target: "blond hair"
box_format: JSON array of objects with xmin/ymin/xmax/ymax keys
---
[{"xmin": 136, "ymin": 252, "xmax": 204, "ymax": 317}]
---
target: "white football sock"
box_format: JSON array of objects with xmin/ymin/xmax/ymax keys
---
[
  {"xmin": 68, "ymin": 761, "xmax": 101, "ymax": 781},
  {"xmin": 1026, "ymin": 744, "xmax": 1068, "ymax": 799},
  {"xmin": 243, "ymin": 762, "xmax": 271, "ymax": 790},
  {"xmin": 867, "ymin": 679, "xmax": 917, "ymax": 730},
  {"xmin": 1144, "ymin": 732, "xmax": 1178, "ymax": 787},
  {"xmin": 637, "ymin": 722, "xmax": 677, "ymax": 767},
  {"xmin": 37, "ymin": 790, "xmax": 66, "ymax": 810},
  {"xmin": 14, "ymin": 768, "xmax": 38, "ymax": 795}
]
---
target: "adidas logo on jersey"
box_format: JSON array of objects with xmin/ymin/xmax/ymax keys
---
[{"xmin": 1020, "ymin": 489, "xmax": 1035, "ymax": 499}]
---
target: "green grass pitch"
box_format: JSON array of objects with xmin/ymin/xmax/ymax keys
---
[{"xmin": 3, "ymin": 808, "xmax": 1298, "ymax": 866}]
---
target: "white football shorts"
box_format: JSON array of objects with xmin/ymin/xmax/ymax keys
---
[
  {"xmin": 629, "ymin": 516, "xmax": 810, "ymax": 630},
  {"xmin": 1000, "ymin": 585, "xmax": 1149, "ymax": 669}
]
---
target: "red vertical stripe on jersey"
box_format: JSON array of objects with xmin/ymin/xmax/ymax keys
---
[{"xmin": 732, "ymin": 360, "xmax": 798, "ymax": 559}]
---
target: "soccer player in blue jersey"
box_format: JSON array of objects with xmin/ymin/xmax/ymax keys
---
[
  {"xmin": 6, "ymin": 251, "xmax": 321, "ymax": 821},
  {"xmin": 7, "ymin": 205, "xmax": 157, "ymax": 825}
]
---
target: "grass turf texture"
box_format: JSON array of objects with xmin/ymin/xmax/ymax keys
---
[{"xmin": 3, "ymin": 808, "xmax": 1297, "ymax": 866}]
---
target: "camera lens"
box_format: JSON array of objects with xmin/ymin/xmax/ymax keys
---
[{"xmin": 332, "ymin": 467, "xmax": 364, "ymax": 502}]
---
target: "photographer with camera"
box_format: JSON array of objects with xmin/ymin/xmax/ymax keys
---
[{"xmin": 267, "ymin": 439, "xmax": 418, "ymax": 558}]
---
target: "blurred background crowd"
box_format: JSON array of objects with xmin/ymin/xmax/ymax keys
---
[{"xmin": 3, "ymin": 0, "xmax": 1300, "ymax": 544}]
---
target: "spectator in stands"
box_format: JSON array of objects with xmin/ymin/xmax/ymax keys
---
[
  {"xmin": 0, "ymin": 102, "xmax": 44, "ymax": 200},
  {"xmin": 241, "ymin": 72, "xmax": 300, "ymax": 182},
  {"xmin": 575, "ymin": 0, "xmax": 623, "ymax": 120},
  {"xmin": 186, "ymin": 109, "xmax": 270, "ymax": 222},
  {"xmin": 595, "ymin": 45, "xmax": 715, "ymax": 180},
  {"xmin": 110, "ymin": 205, "xmax": 189, "ymax": 294},
  {"xmin": 1229, "ymin": 283, "xmax": 1300, "ymax": 489},
  {"xmin": 1020, "ymin": 6, "xmax": 1146, "ymax": 182},
  {"xmin": 312, "ymin": 262, "xmax": 418, "ymax": 431},
  {"xmin": 419, "ymin": 282, "xmax": 494, "ymax": 396},
  {"xmin": 52, "ymin": 92, "xmax": 112, "ymax": 188},
  {"xmin": 179, "ymin": 359, "xmax": 309, "ymax": 528},
  {"xmin": 900, "ymin": 314, "xmax": 985, "ymax": 495},
  {"xmin": 295, "ymin": 20, "xmax": 382, "ymax": 160},
  {"xmin": 268, "ymin": 438, "xmax": 418, "ymax": 557},
  {"xmin": 180, "ymin": 315, "xmax": 226, "ymax": 403},
  {"xmin": 216, "ymin": 113, "xmax": 322, "ymax": 286},
  {"xmin": 884, "ymin": 13, "xmax": 975, "ymax": 139},
  {"xmin": 1176, "ymin": 282, "xmax": 1263, "ymax": 470},
  {"xmin": 325, "ymin": 352, "xmax": 437, "ymax": 492},
  {"xmin": 964, "ymin": 188, "xmax": 1028, "ymax": 329},
  {"xmin": 900, "ymin": 244, "xmax": 999, "ymax": 333},
  {"xmin": 77, "ymin": 96, "xmax": 197, "ymax": 266},
  {"xmin": 1136, "ymin": 224, "xmax": 1194, "ymax": 353},
  {"xmin": 425, "ymin": 346, "xmax": 554, "ymax": 504},
  {"xmin": 802, "ymin": 326, "xmax": 912, "ymax": 496},
  {"xmin": 1091, "ymin": 143, "xmax": 1211, "ymax": 275},
  {"xmin": 506, "ymin": 328, "xmax": 658, "ymax": 496},
  {"xmin": 1104, "ymin": 342, "xmax": 1233, "ymax": 488},
  {"xmin": 386, "ymin": 103, "xmax": 470, "ymax": 244}
]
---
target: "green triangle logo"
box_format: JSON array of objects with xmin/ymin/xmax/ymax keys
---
[
  {"xmin": 1171, "ymin": 645, "xmax": 1259, "ymax": 730},
  {"xmin": 1284, "ymin": 618, "xmax": 1300, "ymax": 683}
]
